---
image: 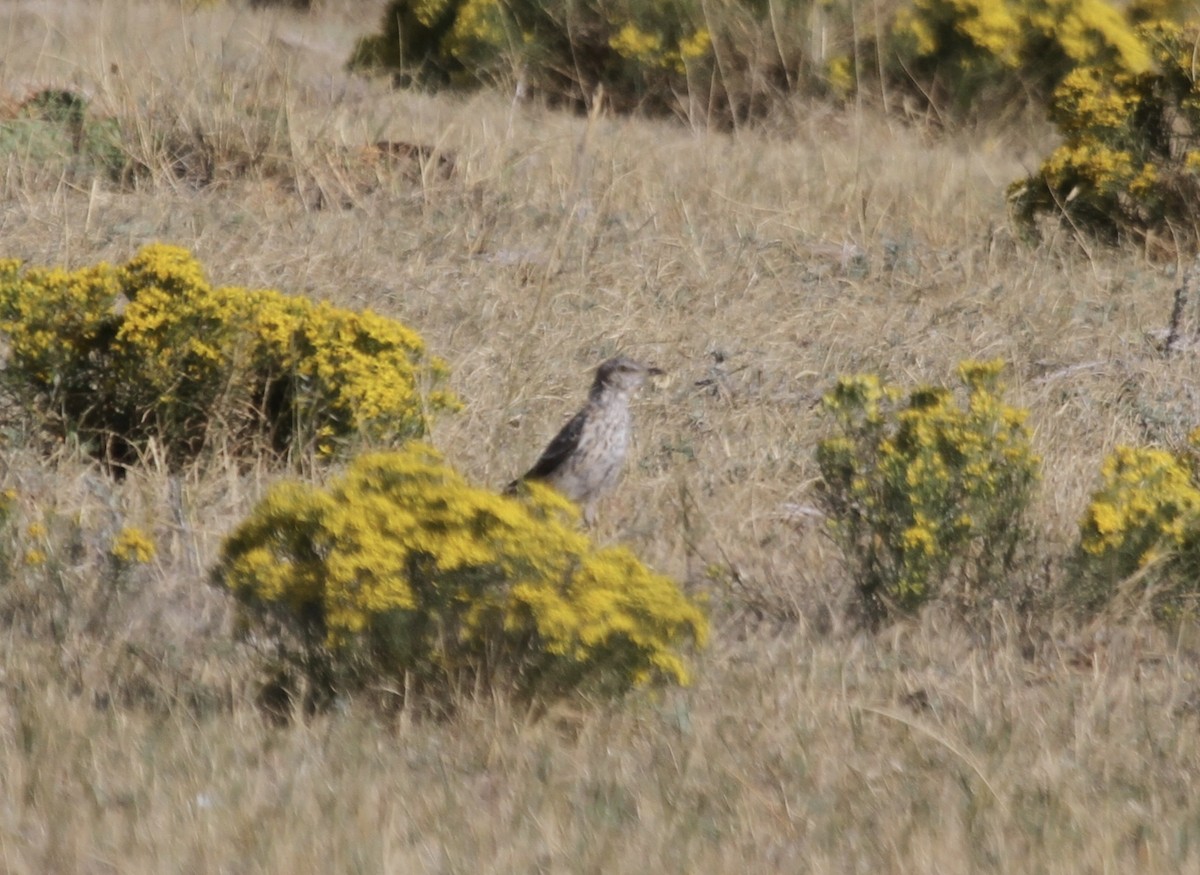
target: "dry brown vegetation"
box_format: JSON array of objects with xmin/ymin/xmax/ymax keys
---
[{"xmin": 2, "ymin": 0, "xmax": 1200, "ymax": 871}]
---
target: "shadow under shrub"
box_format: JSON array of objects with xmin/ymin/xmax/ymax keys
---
[
  {"xmin": 0, "ymin": 245, "xmax": 456, "ymax": 468},
  {"xmin": 213, "ymin": 445, "xmax": 708, "ymax": 711},
  {"xmin": 816, "ymin": 360, "xmax": 1040, "ymax": 626}
]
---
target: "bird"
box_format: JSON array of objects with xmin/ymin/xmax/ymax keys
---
[{"xmin": 507, "ymin": 355, "xmax": 663, "ymax": 525}]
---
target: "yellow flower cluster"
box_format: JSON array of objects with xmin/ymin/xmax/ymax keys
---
[
  {"xmin": 1038, "ymin": 0, "xmax": 1150, "ymax": 70},
  {"xmin": 111, "ymin": 527, "xmax": 157, "ymax": 564},
  {"xmin": 1051, "ymin": 66, "xmax": 1141, "ymax": 132},
  {"xmin": 441, "ymin": 0, "xmax": 507, "ymax": 61},
  {"xmin": 1042, "ymin": 141, "xmax": 1137, "ymax": 189},
  {"xmin": 611, "ymin": 23, "xmax": 664, "ymax": 62},
  {"xmin": 1073, "ymin": 443, "xmax": 1200, "ymax": 614},
  {"xmin": 825, "ymin": 55, "xmax": 855, "ymax": 98},
  {"xmin": 894, "ymin": 0, "xmax": 1151, "ymax": 73},
  {"xmin": 610, "ymin": 23, "xmax": 712, "ymax": 73},
  {"xmin": 215, "ymin": 445, "xmax": 707, "ymax": 700},
  {"xmin": 817, "ymin": 360, "xmax": 1040, "ymax": 620},
  {"xmin": 952, "ymin": 0, "xmax": 1024, "ymax": 67},
  {"xmin": 0, "ymin": 259, "xmax": 121, "ymax": 390},
  {"xmin": 1011, "ymin": 19, "xmax": 1200, "ymax": 243},
  {"xmin": 821, "ymin": 373, "xmax": 901, "ymax": 426},
  {"xmin": 21, "ymin": 520, "xmax": 48, "ymax": 567},
  {"xmin": 0, "ymin": 245, "xmax": 457, "ymax": 463},
  {"xmin": 410, "ymin": 0, "xmax": 452, "ymax": 28},
  {"xmin": 679, "ymin": 28, "xmax": 712, "ymax": 62}
]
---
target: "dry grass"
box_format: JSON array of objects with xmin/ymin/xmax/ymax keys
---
[{"xmin": 2, "ymin": 0, "xmax": 1200, "ymax": 871}]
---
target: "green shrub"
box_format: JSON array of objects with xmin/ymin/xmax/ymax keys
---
[
  {"xmin": 1009, "ymin": 21, "xmax": 1200, "ymax": 250},
  {"xmin": 0, "ymin": 245, "xmax": 457, "ymax": 467},
  {"xmin": 213, "ymin": 445, "xmax": 707, "ymax": 708},
  {"xmin": 1071, "ymin": 439, "xmax": 1200, "ymax": 617},
  {"xmin": 816, "ymin": 360, "xmax": 1040, "ymax": 624},
  {"xmin": 0, "ymin": 89, "xmax": 129, "ymax": 185}
]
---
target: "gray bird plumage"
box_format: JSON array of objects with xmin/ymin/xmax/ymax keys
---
[{"xmin": 508, "ymin": 356, "xmax": 662, "ymax": 524}]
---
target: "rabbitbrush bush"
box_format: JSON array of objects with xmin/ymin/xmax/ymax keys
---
[
  {"xmin": 816, "ymin": 360, "xmax": 1040, "ymax": 624},
  {"xmin": 349, "ymin": 0, "xmax": 1189, "ymax": 125},
  {"xmin": 349, "ymin": 0, "xmax": 847, "ymax": 122},
  {"xmin": 1071, "ymin": 438, "xmax": 1200, "ymax": 618},
  {"xmin": 214, "ymin": 445, "xmax": 708, "ymax": 707},
  {"xmin": 0, "ymin": 245, "xmax": 456, "ymax": 466},
  {"xmin": 889, "ymin": 0, "xmax": 1155, "ymax": 112},
  {"xmin": 1009, "ymin": 19, "xmax": 1200, "ymax": 249},
  {"xmin": 350, "ymin": 0, "xmax": 715, "ymax": 113}
]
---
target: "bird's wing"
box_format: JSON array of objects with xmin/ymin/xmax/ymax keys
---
[{"xmin": 522, "ymin": 408, "xmax": 587, "ymax": 481}]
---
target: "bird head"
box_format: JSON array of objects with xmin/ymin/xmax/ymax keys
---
[{"xmin": 591, "ymin": 356, "xmax": 664, "ymax": 397}]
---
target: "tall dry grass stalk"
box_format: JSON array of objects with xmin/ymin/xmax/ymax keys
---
[{"xmin": 1, "ymin": 0, "xmax": 1199, "ymax": 871}]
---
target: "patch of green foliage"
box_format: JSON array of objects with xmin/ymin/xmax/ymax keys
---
[
  {"xmin": 816, "ymin": 360, "xmax": 1040, "ymax": 624},
  {"xmin": 0, "ymin": 89, "xmax": 129, "ymax": 184},
  {"xmin": 214, "ymin": 445, "xmax": 708, "ymax": 710}
]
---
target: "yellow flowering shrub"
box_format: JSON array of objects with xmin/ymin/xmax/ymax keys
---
[
  {"xmin": 1010, "ymin": 21, "xmax": 1200, "ymax": 248},
  {"xmin": 1072, "ymin": 440, "xmax": 1200, "ymax": 616},
  {"xmin": 345, "ymin": 0, "xmax": 1197, "ymax": 124},
  {"xmin": 0, "ymin": 245, "xmax": 456, "ymax": 466},
  {"xmin": 890, "ymin": 0, "xmax": 1154, "ymax": 111},
  {"xmin": 816, "ymin": 360, "xmax": 1040, "ymax": 623},
  {"xmin": 111, "ymin": 527, "xmax": 157, "ymax": 564},
  {"xmin": 348, "ymin": 0, "xmax": 508, "ymax": 86},
  {"xmin": 214, "ymin": 445, "xmax": 707, "ymax": 706},
  {"xmin": 352, "ymin": 0, "xmax": 791, "ymax": 123},
  {"xmin": 349, "ymin": 0, "xmax": 511, "ymax": 88}
]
